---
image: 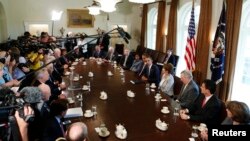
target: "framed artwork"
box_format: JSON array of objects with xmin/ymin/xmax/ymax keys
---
[{"xmin": 67, "ymin": 9, "xmax": 94, "ymax": 28}]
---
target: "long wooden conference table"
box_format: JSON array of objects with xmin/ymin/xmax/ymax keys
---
[{"xmin": 64, "ymin": 59, "xmax": 199, "ymax": 141}]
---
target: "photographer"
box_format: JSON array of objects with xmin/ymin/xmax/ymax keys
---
[{"xmin": 14, "ymin": 105, "xmax": 34, "ymax": 141}]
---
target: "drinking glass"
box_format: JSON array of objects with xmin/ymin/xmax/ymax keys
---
[
  {"xmin": 92, "ymin": 105, "xmax": 97, "ymax": 115},
  {"xmin": 87, "ymin": 81, "xmax": 91, "ymax": 91},
  {"xmin": 174, "ymin": 107, "xmax": 179, "ymax": 116},
  {"xmin": 145, "ymin": 83, "xmax": 150, "ymax": 90},
  {"xmin": 191, "ymin": 125, "xmax": 198, "ymax": 138}
]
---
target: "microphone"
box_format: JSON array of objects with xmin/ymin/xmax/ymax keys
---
[
  {"xmin": 117, "ymin": 25, "xmax": 130, "ymax": 44},
  {"xmin": 19, "ymin": 87, "xmax": 42, "ymax": 104}
]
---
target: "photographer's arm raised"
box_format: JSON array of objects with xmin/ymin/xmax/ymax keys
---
[{"xmin": 15, "ymin": 106, "xmax": 34, "ymax": 141}]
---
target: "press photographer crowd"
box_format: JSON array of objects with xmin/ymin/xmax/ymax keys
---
[{"xmin": 0, "ymin": 31, "xmax": 97, "ymax": 141}]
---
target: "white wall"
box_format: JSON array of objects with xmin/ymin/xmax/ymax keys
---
[
  {"xmin": 0, "ymin": 0, "xmax": 141, "ymax": 50},
  {"xmin": 0, "ymin": 0, "xmax": 8, "ymax": 42}
]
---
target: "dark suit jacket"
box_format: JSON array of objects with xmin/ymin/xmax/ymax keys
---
[
  {"xmin": 97, "ymin": 34, "xmax": 110, "ymax": 52},
  {"xmin": 43, "ymin": 116, "xmax": 64, "ymax": 141},
  {"xmin": 177, "ymin": 80, "xmax": 199, "ymax": 109},
  {"xmin": 120, "ymin": 54, "xmax": 134, "ymax": 70},
  {"xmin": 188, "ymin": 94, "xmax": 221, "ymax": 125},
  {"xmin": 92, "ymin": 50, "xmax": 106, "ymax": 58},
  {"xmin": 142, "ymin": 64, "xmax": 161, "ymax": 86},
  {"xmin": 104, "ymin": 51, "xmax": 118, "ymax": 61},
  {"xmin": 166, "ymin": 55, "xmax": 176, "ymax": 67}
]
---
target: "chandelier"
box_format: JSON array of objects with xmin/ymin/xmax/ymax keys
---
[
  {"xmin": 129, "ymin": 0, "xmax": 155, "ymax": 4},
  {"xmin": 87, "ymin": 0, "xmax": 122, "ymax": 15},
  {"xmin": 87, "ymin": 1, "xmax": 101, "ymax": 15}
]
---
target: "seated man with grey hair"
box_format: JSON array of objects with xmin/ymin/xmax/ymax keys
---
[
  {"xmin": 66, "ymin": 122, "xmax": 88, "ymax": 141},
  {"xmin": 176, "ymin": 70, "xmax": 199, "ymax": 109}
]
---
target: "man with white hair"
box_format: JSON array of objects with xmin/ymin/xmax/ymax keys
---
[
  {"xmin": 177, "ymin": 70, "xmax": 199, "ymax": 109},
  {"xmin": 66, "ymin": 122, "xmax": 88, "ymax": 141}
]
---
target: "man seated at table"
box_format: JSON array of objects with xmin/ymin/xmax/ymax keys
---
[
  {"xmin": 92, "ymin": 45, "xmax": 106, "ymax": 59},
  {"xmin": 180, "ymin": 79, "xmax": 221, "ymax": 125},
  {"xmin": 137, "ymin": 53, "xmax": 149, "ymax": 76},
  {"xmin": 65, "ymin": 122, "xmax": 88, "ymax": 141},
  {"xmin": 140, "ymin": 56, "xmax": 160, "ymax": 86},
  {"xmin": 176, "ymin": 70, "xmax": 199, "ymax": 109},
  {"xmin": 119, "ymin": 48, "xmax": 134, "ymax": 70},
  {"xmin": 103, "ymin": 46, "xmax": 118, "ymax": 62},
  {"xmin": 54, "ymin": 48, "xmax": 69, "ymax": 76}
]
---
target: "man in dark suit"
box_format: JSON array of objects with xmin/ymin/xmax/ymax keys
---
[
  {"xmin": 103, "ymin": 46, "xmax": 118, "ymax": 62},
  {"xmin": 92, "ymin": 45, "xmax": 106, "ymax": 58},
  {"xmin": 180, "ymin": 79, "xmax": 221, "ymax": 125},
  {"xmin": 177, "ymin": 70, "xmax": 199, "ymax": 109},
  {"xmin": 119, "ymin": 48, "xmax": 134, "ymax": 70},
  {"xmin": 164, "ymin": 49, "xmax": 176, "ymax": 66},
  {"xmin": 96, "ymin": 29, "xmax": 110, "ymax": 52},
  {"xmin": 141, "ymin": 56, "xmax": 160, "ymax": 86},
  {"xmin": 43, "ymin": 99, "xmax": 69, "ymax": 141}
]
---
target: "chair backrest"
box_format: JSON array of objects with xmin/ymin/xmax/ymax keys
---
[
  {"xmin": 219, "ymin": 100, "xmax": 227, "ymax": 123},
  {"xmin": 173, "ymin": 75, "xmax": 183, "ymax": 96},
  {"xmin": 151, "ymin": 50, "xmax": 159, "ymax": 63},
  {"xmin": 157, "ymin": 52, "xmax": 167, "ymax": 63},
  {"xmin": 145, "ymin": 48, "xmax": 153, "ymax": 56},
  {"xmin": 115, "ymin": 43, "xmax": 124, "ymax": 55}
]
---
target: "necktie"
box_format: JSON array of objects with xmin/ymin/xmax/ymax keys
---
[
  {"xmin": 60, "ymin": 119, "xmax": 65, "ymax": 136},
  {"xmin": 123, "ymin": 56, "xmax": 128, "ymax": 67},
  {"xmin": 139, "ymin": 64, "xmax": 146, "ymax": 76},
  {"xmin": 148, "ymin": 67, "xmax": 151, "ymax": 77}
]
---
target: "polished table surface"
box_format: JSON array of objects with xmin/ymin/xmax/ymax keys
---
[{"xmin": 64, "ymin": 59, "xmax": 199, "ymax": 141}]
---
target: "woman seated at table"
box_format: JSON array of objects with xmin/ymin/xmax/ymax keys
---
[
  {"xmin": 200, "ymin": 100, "xmax": 250, "ymax": 141},
  {"xmin": 130, "ymin": 53, "xmax": 143, "ymax": 73},
  {"xmin": 158, "ymin": 63, "xmax": 174, "ymax": 97}
]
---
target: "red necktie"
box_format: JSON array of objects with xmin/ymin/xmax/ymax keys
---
[{"xmin": 202, "ymin": 97, "xmax": 206, "ymax": 108}]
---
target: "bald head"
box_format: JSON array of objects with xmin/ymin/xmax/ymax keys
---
[
  {"xmin": 66, "ymin": 122, "xmax": 88, "ymax": 141},
  {"xmin": 38, "ymin": 83, "xmax": 51, "ymax": 101},
  {"xmin": 54, "ymin": 48, "xmax": 61, "ymax": 58}
]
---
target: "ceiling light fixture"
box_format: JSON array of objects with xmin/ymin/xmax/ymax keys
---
[
  {"xmin": 96, "ymin": 0, "xmax": 122, "ymax": 13},
  {"xmin": 87, "ymin": 1, "xmax": 101, "ymax": 15},
  {"xmin": 129, "ymin": 0, "xmax": 155, "ymax": 4}
]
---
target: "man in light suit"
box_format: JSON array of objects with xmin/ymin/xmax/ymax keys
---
[
  {"xmin": 141, "ymin": 56, "xmax": 160, "ymax": 86},
  {"xmin": 119, "ymin": 48, "xmax": 134, "ymax": 70},
  {"xmin": 179, "ymin": 79, "xmax": 221, "ymax": 125},
  {"xmin": 177, "ymin": 70, "xmax": 199, "ymax": 109}
]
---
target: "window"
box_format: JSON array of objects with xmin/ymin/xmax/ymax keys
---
[
  {"xmin": 176, "ymin": 3, "xmax": 200, "ymax": 76},
  {"xmin": 147, "ymin": 8, "xmax": 158, "ymax": 50},
  {"xmin": 231, "ymin": 0, "xmax": 250, "ymax": 107}
]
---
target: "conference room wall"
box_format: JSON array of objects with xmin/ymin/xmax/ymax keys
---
[{"xmin": 0, "ymin": 0, "xmax": 141, "ymax": 50}]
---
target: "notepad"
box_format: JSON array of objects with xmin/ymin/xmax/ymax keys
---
[{"xmin": 64, "ymin": 107, "xmax": 83, "ymax": 118}]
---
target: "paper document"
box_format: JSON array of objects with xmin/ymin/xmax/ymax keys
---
[{"xmin": 64, "ymin": 107, "xmax": 83, "ymax": 118}]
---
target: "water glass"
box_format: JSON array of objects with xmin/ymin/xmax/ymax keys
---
[
  {"xmin": 145, "ymin": 83, "xmax": 150, "ymax": 90},
  {"xmin": 87, "ymin": 81, "xmax": 91, "ymax": 91},
  {"xmin": 174, "ymin": 107, "xmax": 179, "ymax": 116},
  {"xmin": 191, "ymin": 125, "xmax": 198, "ymax": 138},
  {"xmin": 92, "ymin": 105, "xmax": 97, "ymax": 115}
]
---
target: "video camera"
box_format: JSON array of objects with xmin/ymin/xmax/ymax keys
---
[{"xmin": 0, "ymin": 87, "xmax": 42, "ymax": 123}]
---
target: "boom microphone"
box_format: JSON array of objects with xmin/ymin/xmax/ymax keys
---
[
  {"xmin": 19, "ymin": 87, "xmax": 42, "ymax": 104},
  {"xmin": 117, "ymin": 25, "xmax": 131, "ymax": 44}
]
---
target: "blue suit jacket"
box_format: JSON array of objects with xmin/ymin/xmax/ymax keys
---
[{"xmin": 142, "ymin": 64, "xmax": 161, "ymax": 86}]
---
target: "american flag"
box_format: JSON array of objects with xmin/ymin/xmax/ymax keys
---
[
  {"xmin": 211, "ymin": 3, "xmax": 226, "ymax": 84},
  {"xmin": 184, "ymin": 5, "xmax": 196, "ymax": 71}
]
